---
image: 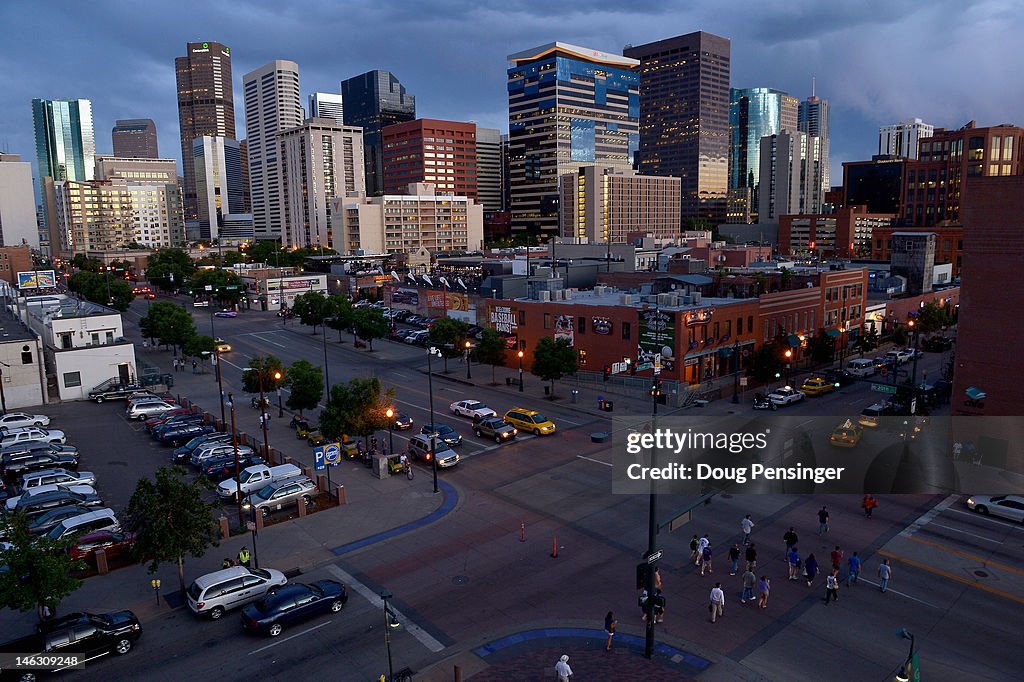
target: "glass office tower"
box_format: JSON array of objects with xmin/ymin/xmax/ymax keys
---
[
  {"xmin": 32, "ymin": 98, "xmax": 95, "ymax": 228},
  {"xmin": 729, "ymin": 87, "xmax": 797, "ymax": 222},
  {"xmin": 341, "ymin": 70, "xmax": 416, "ymax": 196}
]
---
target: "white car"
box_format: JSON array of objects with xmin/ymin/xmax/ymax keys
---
[
  {"xmin": 21, "ymin": 468, "xmax": 97, "ymax": 490},
  {"xmin": 966, "ymin": 495, "xmax": 1024, "ymax": 523},
  {"xmin": 0, "ymin": 427, "xmax": 67, "ymax": 448},
  {"xmin": 767, "ymin": 386, "xmax": 806, "ymax": 406},
  {"xmin": 5, "ymin": 483, "xmax": 98, "ymax": 511},
  {"xmin": 450, "ymin": 400, "xmax": 497, "ymax": 421},
  {"xmin": 126, "ymin": 401, "xmax": 174, "ymax": 420},
  {"xmin": 885, "ymin": 349, "xmax": 913, "ymax": 365},
  {"xmin": 0, "ymin": 412, "xmax": 51, "ymax": 433}
]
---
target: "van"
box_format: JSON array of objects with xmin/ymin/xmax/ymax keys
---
[
  {"xmin": 216, "ymin": 463, "xmax": 302, "ymax": 499},
  {"xmin": 186, "ymin": 565, "xmax": 288, "ymax": 620},
  {"xmin": 45, "ymin": 508, "xmax": 119, "ymax": 541},
  {"xmin": 846, "ymin": 359, "xmax": 876, "ymax": 377},
  {"xmin": 126, "ymin": 401, "xmax": 174, "ymax": 420},
  {"xmin": 407, "ymin": 434, "xmax": 460, "ymax": 468},
  {"xmin": 858, "ymin": 403, "xmax": 890, "ymax": 428}
]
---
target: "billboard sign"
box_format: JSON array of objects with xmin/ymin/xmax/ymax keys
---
[
  {"xmin": 639, "ymin": 309, "xmax": 676, "ymax": 371},
  {"xmin": 554, "ymin": 314, "xmax": 574, "ymax": 346},
  {"xmin": 488, "ymin": 304, "xmax": 518, "ymax": 348},
  {"xmin": 425, "ymin": 290, "xmax": 469, "ymax": 312},
  {"xmin": 17, "ymin": 270, "xmax": 56, "ymax": 290}
]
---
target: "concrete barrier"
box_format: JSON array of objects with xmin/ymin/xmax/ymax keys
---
[{"xmin": 297, "ymin": 499, "xmax": 307, "ymax": 517}]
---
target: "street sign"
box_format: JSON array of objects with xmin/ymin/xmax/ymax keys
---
[
  {"xmin": 645, "ymin": 550, "xmax": 663, "ymax": 564},
  {"xmin": 205, "ymin": 284, "xmax": 213, "ymax": 291},
  {"xmin": 324, "ymin": 442, "xmax": 342, "ymax": 466},
  {"xmin": 612, "ymin": 361, "xmax": 626, "ymax": 374},
  {"xmin": 653, "ymin": 354, "xmax": 662, "ymax": 375},
  {"xmin": 739, "ymin": 377, "xmax": 748, "ymax": 387},
  {"xmin": 637, "ymin": 362, "xmax": 653, "ymax": 371},
  {"xmin": 872, "ymin": 383, "xmax": 898, "ymax": 394},
  {"xmin": 246, "ymin": 521, "xmax": 256, "ymax": 532},
  {"xmin": 313, "ymin": 446, "xmax": 326, "ymax": 471}
]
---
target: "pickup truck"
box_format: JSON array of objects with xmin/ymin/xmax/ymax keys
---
[
  {"xmin": 88, "ymin": 381, "xmax": 142, "ymax": 403},
  {"xmin": 0, "ymin": 610, "xmax": 141, "ymax": 680},
  {"xmin": 217, "ymin": 463, "xmax": 302, "ymax": 499}
]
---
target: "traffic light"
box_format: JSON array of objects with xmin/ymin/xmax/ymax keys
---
[
  {"xmin": 636, "ymin": 563, "xmax": 651, "ymax": 590},
  {"xmin": 649, "ymin": 379, "xmax": 662, "ymax": 397},
  {"xmin": 603, "ymin": 364, "xmax": 611, "ymax": 382}
]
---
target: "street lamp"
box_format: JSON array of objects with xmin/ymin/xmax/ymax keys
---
[
  {"xmin": 228, "ymin": 393, "xmax": 244, "ymax": 529},
  {"xmin": 784, "ymin": 348, "xmax": 793, "ymax": 386},
  {"xmin": 730, "ymin": 339, "xmax": 740, "ymax": 404},
  {"xmin": 427, "ymin": 346, "xmax": 442, "ymax": 494},
  {"xmin": 380, "ymin": 589, "xmax": 400, "ymax": 682},
  {"xmin": 464, "ymin": 340, "xmax": 472, "ymax": 380},
  {"xmin": 385, "ymin": 407, "xmax": 395, "ymax": 456},
  {"xmin": 517, "ymin": 350, "xmax": 524, "ymax": 392},
  {"xmin": 895, "ymin": 628, "xmax": 916, "ymax": 681},
  {"xmin": 214, "ymin": 353, "xmax": 226, "ymax": 424},
  {"xmin": 275, "ymin": 370, "xmax": 283, "ymax": 418}
]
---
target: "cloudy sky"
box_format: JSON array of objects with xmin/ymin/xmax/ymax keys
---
[{"xmin": 1, "ymin": 0, "xmax": 1021, "ymax": 182}]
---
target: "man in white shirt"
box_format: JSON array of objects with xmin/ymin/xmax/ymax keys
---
[
  {"xmin": 741, "ymin": 515, "xmax": 754, "ymax": 545},
  {"xmin": 696, "ymin": 534, "xmax": 710, "ymax": 565},
  {"xmin": 555, "ymin": 654, "xmax": 572, "ymax": 681},
  {"xmin": 709, "ymin": 583, "xmax": 725, "ymax": 623}
]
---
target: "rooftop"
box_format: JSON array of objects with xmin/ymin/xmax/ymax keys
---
[
  {"xmin": 515, "ymin": 287, "xmax": 753, "ymax": 311},
  {"xmin": 0, "ymin": 307, "xmax": 36, "ymax": 344},
  {"xmin": 23, "ymin": 295, "xmax": 118, "ymax": 322},
  {"xmin": 508, "ymin": 42, "xmax": 639, "ymax": 68}
]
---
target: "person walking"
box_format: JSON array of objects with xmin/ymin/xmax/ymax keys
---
[
  {"xmin": 745, "ymin": 543, "xmax": 758, "ymax": 571},
  {"xmin": 700, "ymin": 544, "xmax": 714, "ymax": 576},
  {"xmin": 728, "ymin": 544, "xmax": 741, "ymax": 576},
  {"xmin": 741, "ymin": 514, "xmax": 754, "ymax": 545},
  {"xmin": 741, "ymin": 568, "xmax": 756, "ymax": 603},
  {"xmin": 555, "ymin": 654, "xmax": 573, "ymax": 682},
  {"xmin": 846, "ymin": 551, "xmax": 861, "ymax": 587},
  {"xmin": 697, "ymin": 534, "xmax": 710, "ymax": 566},
  {"xmin": 805, "ymin": 553, "xmax": 819, "ymax": 587},
  {"xmin": 862, "ymin": 494, "xmax": 878, "ymax": 519},
  {"xmin": 830, "ymin": 546, "xmax": 844, "ymax": 571},
  {"xmin": 952, "ymin": 440, "xmax": 962, "ymax": 460},
  {"xmin": 788, "ymin": 546, "xmax": 801, "ymax": 580},
  {"xmin": 652, "ymin": 589, "xmax": 665, "ymax": 623},
  {"xmin": 192, "ymin": 359, "xmax": 198, "ymax": 374},
  {"xmin": 237, "ymin": 546, "xmax": 251, "ymax": 568},
  {"xmin": 654, "ymin": 566, "xmax": 663, "ymax": 590},
  {"xmin": 757, "ymin": 575, "xmax": 771, "ymax": 608},
  {"xmin": 689, "ymin": 534, "xmax": 700, "ymax": 563},
  {"xmin": 709, "ymin": 583, "xmax": 725, "ymax": 623},
  {"xmin": 783, "ymin": 527, "xmax": 799, "ymax": 559},
  {"xmin": 878, "ymin": 559, "xmax": 893, "ymax": 593},
  {"xmin": 824, "ymin": 569, "xmax": 840, "ymax": 604},
  {"xmin": 604, "ymin": 611, "xmax": 617, "ymax": 651},
  {"xmin": 817, "ymin": 506, "xmax": 830, "ymax": 534}
]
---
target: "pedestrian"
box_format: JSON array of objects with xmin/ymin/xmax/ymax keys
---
[
  {"xmin": 861, "ymin": 494, "xmax": 878, "ymax": 519},
  {"xmin": 757, "ymin": 575, "xmax": 771, "ymax": 608},
  {"xmin": 728, "ymin": 544, "xmax": 741, "ymax": 576},
  {"xmin": 238, "ymin": 546, "xmax": 251, "ymax": 568},
  {"xmin": 654, "ymin": 566, "xmax": 663, "ymax": 590},
  {"xmin": 788, "ymin": 546, "xmax": 801, "ymax": 580},
  {"xmin": 697, "ymin": 534, "xmax": 710, "ymax": 566},
  {"xmin": 783, "ymin": 527, "xmax": 799, "ymax": 558},
  {"xmin": 689, "ymin": 534, "xmax": 700, "ymax": 563},
  {"xmin": 604, "ymin": 611, "xmax": 617, "ymax": 651},
  {"xmin": 638, "ymin": 588, "xmax": 649, "ymax": 621},
  {"xmin": 965, "ymin": 440, "xmax": 979, "ymax": 464},
  {"xmin": 952, "ymin": 440, "xmax": 962, "ymax": 460},
  {"xmin": 817, "ymin": 506, "xmax": 830, "ymax": 534},
  {"xmin": 709, "ymin": 582, "xmax": 725, "ymax": 623},
  {"xmin": 745, "ymin": 543, "xmax": 758, "ymax": 571},
  {"xmin": 830, "ymin": 546, "xmax": 844, "ymax": 571},
  {"xmin": 878, "ymin": 559, "xmax": 892, "ymax": 593},
  {"xmin": 700, "ymin": 545, "xmax": 713, "ymax": 576},
  {"xmin": 652, "ymin": 588, "xmax": 665, "ymax": 623},
  {"xmin": 222, "ymin": 557, "xmax": 234, "ymax": 569},
  {"xmin": 824, "ymin": 569, "xmax": 840, "ymax": 604},
  {"xmin": 264, "ymin": 412, "xmax": 271, "ymax": 429},
  {"xmin": 741, "ymin": 568, "xmax": 756, "ymax": 603},
  {"xmin": 846, "ymin": 551, "xmax": 861, "ymax": 587},
  {"xmin": 192, "ymin": 359, "xmax": 197, "ymax": 374},
  {"xmin": 555, "ymin": 654, "xmax": 573, "ymax": 682},
  {"xmin": 805, "ymin": 553, "xmax": 818, "ymax": 586},
  {"xmin": 741, "ymin": 514, "xmax": 754, "ymax": 545}
]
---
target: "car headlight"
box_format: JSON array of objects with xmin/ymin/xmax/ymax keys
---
[{"xmin": 966, "ymin": 498, "xmax": 975, "ymax": 506}]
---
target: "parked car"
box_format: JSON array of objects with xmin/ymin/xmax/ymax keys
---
[
  {"xmin": 474, "ymin": 417, "xmax": 518, "ymax": 443},
  {"xmin": 0, "ymin": 610, "xmax": 141, "ymax": 676},
  {"xmin": 450, "ymin": 400, "xmax": 497, "ymax": 421},
  {"xmin": 407, "ymin": 434, "xmax": 460, "ymax": 468},
  {"xmin": 150, "ymin": 414, "xmax": 205, "ymax": 436},
  {"xmin": 157, "ymin": 423, "xmax": 214, "ymax": 446},
  {"xmin": 2, "ymin": 451, "xmax": 79, "ymax": 481},
  {"xmin": 242, "ymin": 478, "xmax": 318, "ymax": 518},
  {"xmin": 68, "ymin": 530, "xmax": 136, "ymax": 563},
  {"xmin": 420, "ymin": 423, "xmax": 462, "ymax": 447},
  {"xmin": 822, "ymin": 368, "xmax": 857, "ymax": 387},
  {"xmin": 21, "ymin": 467, "xmax": 96, "ymax": 490},
  {"xmin": 240, "ymin": 580, "xmax": 348, "ymax": 637},
  {"xmin": 845, "ymin": 359, "xmax": 877, "ymax": 377},
  {"xmin": 11, "ymin": 487, "xmax": 102, "ymax": 515},
  {"xmin": 503, "ymin": 408, "xmax": 556, "ymax": 436},
  {"xmin": 922, "ymin": 336, "xmax": 953, "ymax": 353},
  {"xmin": 88, "ymin": 379, "xmax": 142, "ymax": 402},
  {"xmin": 143, "ymin": 408, "xmax": 193, "ymax": 430},
  {"xmin": 216, "ymin": 464, "xmax": 303, "ymax": 499},
  {"xmin": 200, "ymin": 453, "xmax": 266, "ymax": 482},
  {"xmin": 767, "ymin": 386, "xmax": 805, "ymax": 407},
  {"xmin": 885, "ymin": 349, "xmax": 913, "ymax": 365},
  {"xmin": 45, "ymin": 508, "xmax": 120, "ymax": 541},
  {"xmin": 0, "ymin": 427, "xmax": 67, "ymax": 448},
  {"xmin": 0, "ymin": 441, "xmax": 79, "ymax": 460},
  {"xmin": 173, "ymin": 432, "xmax": 233, "ymax": 463},
  {"xmin": 0, "ymin": 412, "xmax": 51, "ymax": 433},
  {"xmin": 800, "ymin": 377, "xmax": 836, "ymax": 397},
  {"xmin": 186, "ymin": 566, "xmax": 288, "ymax": 620},
  {"xmin": 752, "ymin": 393, "xmax": 776, "ymax": 411},
  {"xmin": 126, "ymin": 401, "xmax": 175, "ymax": 420},
  {"xmin": 191, "ymin": 443, "xmax": 254, "ymax": 468},
  {"xmin": 965, "ymin": 495, "xmax": 1024, "ymax": 523},
  {"xmin": 26, "ymin": 505, "xmax": 93, "ymax": 536}
]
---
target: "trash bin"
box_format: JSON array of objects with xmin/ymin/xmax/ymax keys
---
[
  {"xmin": 506, "ymin": 377, "xmax": 511, "ymax": 386},
  {"xmin": 544, "ymin": 386, "xmax": 550, "ymax": 396}
]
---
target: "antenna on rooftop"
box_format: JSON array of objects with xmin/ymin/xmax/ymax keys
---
[{"xmin": 811, "ymin": 76, "xmax": 816, "ymax": 98}]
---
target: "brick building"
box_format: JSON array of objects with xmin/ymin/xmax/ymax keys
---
[
  {"xmin": 779, "ymin": 205, "xmax": 896, "ymax": 258},
  {"xmin": 0, "ymin": 246, "xmax": 33, "ymax": 286},
  {"xmin": 382, "ymin": 119, "xmax": 477, "ymax": 201},
  {"xmin": 870, "ymin": 225, "xmax": 964, "ymax": 277}
]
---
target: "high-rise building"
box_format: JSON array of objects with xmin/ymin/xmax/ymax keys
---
[
  {"xmin": 309, "ymin": 93, "xmax": 344, "ymax": 124},
  {"xmin": 279, "ymin": 118, "xmax": 365, "ymax": 249},
  {"xmin": 842, "ymin": 156, "xmax": 907, "ymax": 215},
  {"xmin": 507, "ymin": 42, "xmax": 639, "ymax": 236},
  {"xmin": 0, "ymin": 154, "xmax": 40, "ymax": 249},
  {"xmin": 625, "ymin": 32, "xmax": 731, "ymax": 225},
  {"xmin": 475, "ymin": 127, "xmax": 504, "ymax": 213},
  {"xmin": 341, "ymin": 70, "xmax": 416, "ymax": 196},
  {"xmin": 559, "ymin": 166, "xmax": 681, "ymax": 243},
  {"xmin": 758, "ymin": 130, "xmax": 824, "ymax": 221},
  {"xmin": 193, "ymin": 136, "xmax": 245, "ymax": 240},
  {"xmin": 239, "ymin": 140, "xmax": 251, "ymax": 213},
  {"xmin": 175, "ymin": 41, "xmax": 236, "ymax": 222},
  {"xmin": 878, "ymin": 118, "xmax": 934, "ymax": 160},
  {"xmin": 729, "ymin": 88, "xmax": 798, "ymax": 223},
  {"xmin": 243, "ymin": 60, "xmax": 303, "ymax": 240},
  {"xmin": 382, "ymin": 119, "xmax": 476, "ymax": 200},
  {"xmin": 111, "ymin": 119, "xmax": 159, "ymax": 159},
  {"xmin": 798, "ymin": 95, "xmax": 830, "ymax": 198},
  {"xmin": 32, "ymin": 98, "xmax": 95, "ymax": 237},
  {"xmin": 95, "ymin": 156, "xmax": 178, "ymax": 185}
]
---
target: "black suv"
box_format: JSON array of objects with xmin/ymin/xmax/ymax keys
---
[
  {"xmin": 0, "ymin": 441, "xmax": 79, "ymax": 460},
  {"xmin": 822, "ymin": 369, "xmax": 857, "ymax": 387},
  {"xmin": 15, "ymin": 490, "xmax": 104, "ymax": 518},
  {"xmin": 420, "ymin": 423, "xmax": 462, "ymax": 447},
  {"xmin": 1, "ymin": 451, "xmax": 79, "ymax": 481},
  {"xmin": 201, "ymin": 453, "xmax": 265, "ymax": 481},
  {"xmin": 0, "ymin": 610, "xmax": 141, "ymax": 674}
]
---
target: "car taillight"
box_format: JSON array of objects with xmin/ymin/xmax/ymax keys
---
[
  {"xmin": 247, "ymin": 617, "xmax": 259, "ymax": 627},
  {"xmin": 197, "ymin": 601, "xmax": 205, "ymax": 610}
]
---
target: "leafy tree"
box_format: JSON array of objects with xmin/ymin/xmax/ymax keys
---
[
  {"xmin": 247, "ymin": 240, "xmax": 286, "ymax": 266},
  {"xmin": 324, "ymin": 294, "xmax": 353, "ymax": 342},
  {"xmin": 475, "ymin": 328, "xmax": 508, "ymax": 384},
  {"xmin": 189, "ymin": 269, "xmax": 243, "ymax": 305},
  {"xmin": 352, "ymin": 307, "xmax": 389, "ymax": 350},
  {"xmin": 807, "ymin": 328, "xmax": 835, "ymax": 364},
  {"xmin": 856, "ymin": 327, "xmax": 879, "ymax": 356},
  {"xmin": 531, "ymin": 337, "xmax": 577, "ymax": 398},
  {"xmin": 427, "ymin": 318, "xmax": 469, "ymax": 373},
  {"xmin": 752, "ymin": 273, "xmax": 768, "ymax": 295},
  {"xmin": 319, "ymin": 377, "xmax": 394, "ymax": 447},
  {"xmin": 683, "ymin": 217, "xmax": 712, "ymax": 232},
  {"xmin": 780, "ymin": 267, "xmax": 793, "ymax": 289},
  {"xmin": 914, "ymin": 301, "xmax": 953, "ymax": 334},
  {"xmin": 145, "ymin": 248, "xmax": 196, "ymax": 291},
  {"xmin": 284, "ymin": 360, "xmax": 323, "ymax": 417},
  {"xmin": 182, "ymin": 334, "xmax": 217, "ymax": 363},
  {"xmin": 292, "ymin": 291, "xmax": 331, "ymax": 334},
  {"xmin": 0, "ymin": 513, "xmax": 86, "ymax": 623},
  {"xmin": 747, "ymin": 339, "xmax": 785, "ymax": 383},
  {"xmin": 242, "ymin": 355, "xmax": 285, "ymax": 395},
  {"xmin": 891, "ymin": 326, "xmax": 908, "ymax": 347},
  {"xmin": 71, "ymin": 254, "xmax": 103, "ymax": 272},
  {"xmin": 68, "ymin": 271, "xmax": 134, "ymax": 310},
  {"xmin": 125, "ymin": 467, "xmax": 220, "ymax": 593},
  {"xmin": 140, "ymin": 301, "xmax": 196, "ymax": 354}
]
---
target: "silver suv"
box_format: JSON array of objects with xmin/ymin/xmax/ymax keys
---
[
  {"xmin": 242, "ymin": 477, "xmax": 317, "ymax": 518},
  {"xmin": 407, "ymin": 434, "xmax": 460, "ymax": 468},
  {"xmin": 186, "ymin": 566, "xmax": 288, "ymax": 619}
]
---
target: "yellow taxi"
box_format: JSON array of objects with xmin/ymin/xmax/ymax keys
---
[
  {"xmin": 503, "ymin": 408, "xmax": 556, "ymax": 436},
  {"xmin": 801, "ymin": 376, "xmax": 837, "ymax": 396},
  {"xmin": 830, "ymin": 419, "xmax": 864, "ymax": 448},
  {"xmin": 214, "ymin": 338, "xmax": 231, "ymax": 353}
]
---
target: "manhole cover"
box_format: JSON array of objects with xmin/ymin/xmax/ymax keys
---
[
  {"xmin": 452, "ymin": 575, "xmax": 470, "ymax": 586},
  {"xmin": 974, "ymin": 570, "xmax": 989, "ymax": 578}
]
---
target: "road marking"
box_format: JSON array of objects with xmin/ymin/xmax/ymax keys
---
[
  {"xmin": 248, "ymin": 332, "xmax": 287, "ymax": 348},
  {"xmin": 900, "ymin": 493, "xmax": 959, "ymax": 537},
  {"xmin": 577, "ymin": 454, "xmax": 612, "ymax": 467},
  {"xmin": 219, "ymin": 357, "xmax": 249, "ymax": 371},
  {"xmin": 901, "ymin": 536, "xmax": 1024, "ymax": 577},
  {"xmin": 946, "ymin": 507, "xmax": 1024, "ymax": 531},
  {"xmin": 877, "ymin": 550, "xmax": 1024, "ymax": 605},
  {"xmin": 324, "ymin": 565, "xmax": 444, "ymax": 653},
  {"xmin": 247, "ymin": 620, "xmax": 333, "ymax": 655},
  {"xmin": 557, "ymin": 417, "xmax": 581, "ymax": 426},
  {"xmin": 925, "ymin": 522, "xmax": 1004, "ymax": 544},
  {"xmin": 853, "ymin": 577, "xmax": 944, "ymax": 609}
]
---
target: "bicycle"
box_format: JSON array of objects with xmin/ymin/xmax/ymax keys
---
[{"xmin": 404, "ymin": 462, "xmax": 414, "ymax": 480}]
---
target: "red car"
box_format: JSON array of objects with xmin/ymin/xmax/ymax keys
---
[
  {"xmin": 144, "ymin": 408, "xmax": 192, "ymax": 431},
  {"xmin": 68, "ymin": 530, "xmax": 136, "ymax": 563}
]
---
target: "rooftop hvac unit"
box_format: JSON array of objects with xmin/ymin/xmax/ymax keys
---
[
  {"xmin": 668, "ymin": 295, "xmax": 679, "ymax": 307},
  {"xmin": 619, "ymin": 294, "xmax": 633, "ymax": 306},
  {"xmin": 594, "ymin": 285, "xmax": 607, "ymax": 296},
  {"xmin": 693, "ymin": 291, "xmax": 702, "ymax": 304},
  {"xmin": 539, "ymin": 290, "xmax": 551, "ymax": 302},
  {"xmin": 657, "ymin": 293, "xmax": 673, "ymax": 306},
  {"xmin": 681, "ymin": 295, "xmax": 693, "ymax": 305}
]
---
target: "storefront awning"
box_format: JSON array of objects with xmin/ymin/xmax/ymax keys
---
[
  {"xmin": 786, "ymin": 334, "xmax": 801, "ymax": 347},
  {"xmin": 825, "ymin": 328, "xmax": 841, "ymax": 338},
  {"xmin": 965, "ymin": 386, "xmax": 987, "ymax": 400}
]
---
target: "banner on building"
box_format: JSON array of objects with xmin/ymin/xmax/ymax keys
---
[
  {"xmin": 488, "ymin": 303, "xmax": 519, "ymax": 348},
  {"xmin": 389, "ymin": 287, "xmax": 420, "ymax": 306},
  {"xmin": 425, "ymin": 289, "xmax": 469, "ymax": 312},
  {"xmin": 554, "ymin": 314, "xmax": 574, "ymax": 346},
  {"xmin": 17, "ymin": 270, "xmax": 56, "ymax": 289},
  {"xmin": 639, "ymin": 309, "xmax": 676, "ymax": 371}
]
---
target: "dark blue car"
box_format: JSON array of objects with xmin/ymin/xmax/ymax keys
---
[
  {"xmin": 173, "ymin": 433, "xmax": 232, "ymax": 463},
  {"xmin": 157, "ymin": 423, "xmax": 214, "ymax": 446},
  {"xmin": 201, "ymin": 453, "xmax": 265, "ymax": 481},
  {"xmin": 240, "ymin": 580, "xmax": 348, "ymax": 637}
]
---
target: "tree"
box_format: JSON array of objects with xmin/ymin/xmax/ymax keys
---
[
  {"xmin": 182, "ymin": 334, "xmax": 217, "ymax": 368},
  {"xmin": 125, "ymin": 467, "xmax": 220, "ymax": 593},
  {"xmin": 189, "ymin": 269, "xmax": 243, "ymax": 305},
  {"xmin": 428, "ymin": 318, "xmax": 469, "ymax": 373},
  {"xmin": 915, "ymin": 301, "xmax": 953, "ymax": 334},
  {"xmin": 241, "ymin": 355, "xmax": 285, "ymax": 395},
  {"xmin": 319, "ymin": 377, "xmax": 393, "ymax": 447},
  {"xmin": 807, "ymin": 329, "xmax": 835, "ymax": 364},
  {"xmin": 780, "ymin": 267, "xmax": 793, "ymax": 289},
  {"xmin": 531, "ymin": 337, "xmax": 577, "ymax": 398},
  {"xmin": 324, "ymin": 294, "xmax": 353, "ymax": 342},
  {"xmin": 140, "ymin": 301, "xmax": 196, "ymax": 354},
  {"xmin": 71, "ymin": 254, "xmax": 103, "ymax": 272},
  {"xmin": 292, "ymin": 291, "xmax": 331, "ymax": 334},
  {"xmin": 284, "ymin": 360, "xmax": 323, "ymax": 417},
  {"xmin": 747, "ymin": 339, "xmax": 785, "ymax": 383},
  {"xmin": 475, "ymin": 328, "xmax": 508, "ymax": 385},
  {"xmin": 68, "ymin": 271, "xmax": 134, "ymax": 311},
  {"xmin": 856, "ymin": 327, "xmax": 879, "ymax": 356},
  {"xmin": 145, "ymin": 248, "xmax": 196, "ymax": 292},
  {"xmin": 0, "ymin": 513, "xmax": 85, "ymax": 623},
  {"xmin": 352, "ymin": 307, "xmax": 389, "ymax": 350}
]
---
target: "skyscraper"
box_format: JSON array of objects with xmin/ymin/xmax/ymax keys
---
[
  {"xmin": 0, "ymin": 154, "xmax": 40, "ymax": 249},
  {"xmin": 729, "ymin": 88, "xmax": 797, "ymax": 222},
  {"xmin": 175, "ymin": 41, "xmax": 236, "ymax": 221},
  {"xmin": 193, "ymin": 136, "xmax": 244, "ymax": 240},
  {"xmin": 309, "ymin": 93, "xmax": 344, "ymax": 124},
  {"xmin": 758, "ymin": 130, "xmax": 824, "ymax": 221},
  {"xmin": 625, "ymin": 32, "xmax": 731, "ymax": 225},
  {"xmin": 382, "ymin": 119, "xmax": 477, "ymax": 200},
  {"xmin": 341, "ymin": 70, "xmax": 416, "ymax": 196},
  {"xmin": 111, "ymin": 118, "xmax": 159, "ymax": 159},
  {"xmin": 798, "ymin": 94, "xmax": 830, "ymax": 197},
  {"xmin": 878, "ymin": 118, "xmax": 934, "ymax": 159},
  {"xmin": 506, "ymin": 42, "xmax": 639, "ymax": 236},
  {"xmin": 475, "ymin": 127, "xmax": 505, "ymax": 213},
  {"xmin": 32, "ymin": 98, "xmax": 95, "ymax": 237},
  {"xmin": 243, "ymin": 60, "xmax": 303, "ymax": 240}
]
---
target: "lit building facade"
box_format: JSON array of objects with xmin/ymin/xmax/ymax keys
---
[
  {"xmin": 309, "ymin": 92, "xmax": 344, "ymax": 124},
  {"xmin": 729, "ymin": 87, "xmax": 797, "ymax": 223},
  {"xmin": 779, "ymin": 206, "xmax": 896, "ymax": 258},
  {"xmin": 878, "ymin": 118, "xmax": 934, "ymax": 160},
  {"xmin": 94, "ymin": 156, "xmax": 178, "ymax": 185},
  {"xmin": 558, "ymin": 166, "xmax": 681, "ymax": 242},
  {"xmin": 798, "ymin": 95, "xmax": 830, "ymax": 197},
  {"xmin": 0, "ymin": 154, "xmax": 40, "ymax": 249},
  {"xmin": 476, "ymin": 127, "xmax": 505, "ymax": 213},
  {"xmin": 758, "ymin": 130, "xmax": 824, "ymax": 221},
  {"xmin": 341, "ymin": 70, "xmax": 416, "ymax": 197},
  {"xmin": 193, "ymin": 136, "xmax": 245, "ymax": 240}
]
